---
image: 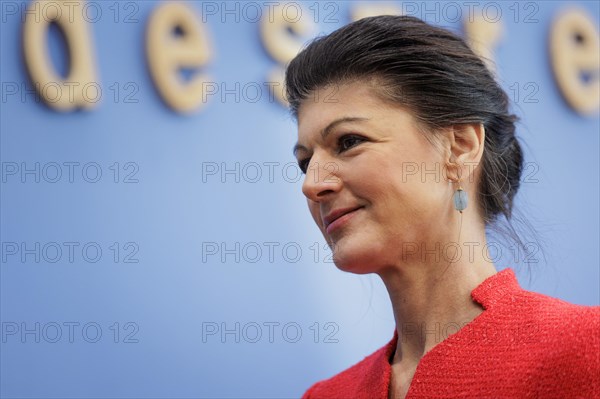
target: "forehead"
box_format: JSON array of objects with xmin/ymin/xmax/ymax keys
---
[
  {"xmin": 298, "ymin": 82, "xmax": 378, "ymax": 127},
  {"xmin": 297, "ymin": 82, "xmax": 384, "ymax": 139}
]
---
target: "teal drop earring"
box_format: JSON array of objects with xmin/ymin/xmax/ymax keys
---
[{"xmin": 453, "ymin": 180, "xmax": 468, "ymax": 213}]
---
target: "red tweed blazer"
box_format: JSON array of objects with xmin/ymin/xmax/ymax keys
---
[{"xmin": 302, "ymin": 268, "xmax": 600, "ymax": 399}]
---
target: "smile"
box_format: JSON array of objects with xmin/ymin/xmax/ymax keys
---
[{"xmin": 325, "ymin": 207, "xmax": 363, "ymax": 235}]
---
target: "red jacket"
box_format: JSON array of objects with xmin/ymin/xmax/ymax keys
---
[{"xmin": 302, "ymin": 268, "xmax": 600, "ymax": 398}]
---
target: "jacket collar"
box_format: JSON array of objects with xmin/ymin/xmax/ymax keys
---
[{"xmin": 366, "ymin": 268, "xmax": 522, "ymax": 397}]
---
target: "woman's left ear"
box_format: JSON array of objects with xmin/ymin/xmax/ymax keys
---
[{"xmin": 447, "ymin": 122, "xmax": 485, "ymax": 171}]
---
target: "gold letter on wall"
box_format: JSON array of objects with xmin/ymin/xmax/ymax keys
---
[
  {"xmin": 260, "ymin": 2, "xmax": 314, "ymax": 106},
  {"xmin": 23, "ymin": 0, "xmax": 99, "ymax": 111},
  {"xmin": 146, "ymin": 2, "xmax": 212, "ymax": 114},
  {"xmin": 351, "ymin": 4, "xmax": 402, "ymax": 21},
  {"xmin": 464, "ymin": 15, "xmax": 503, "ymax": 74},
  {"xmin": 551, "ymin": 8, "xmax": 600, "ymax": 115}
]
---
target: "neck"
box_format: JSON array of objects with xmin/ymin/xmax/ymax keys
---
[{"xmin": 377, "ymin": 227, "xmax": 496, "ymax": 366}]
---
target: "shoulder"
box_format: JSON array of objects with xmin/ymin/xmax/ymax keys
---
[
  {"xmin": 507, "ymin": 289, "xmax": 600, "ymax": 394},
  {"xmin": 512, "ymin": 288, "xmax": 600, "ymax": 334},
  {"xmin": 475, "ymin": 267, "xmax": 597, "ymax": 327},
  {"xmin": 470, "ymin": 271, "xmax": 599, "ymax": 395},
  {"xmin": 301, "ymin": 334, "xmax": 395, "ymax": 399},
  {"xmin": 503, "ymin": 286, "xmax": 599, "ymax": 350}
]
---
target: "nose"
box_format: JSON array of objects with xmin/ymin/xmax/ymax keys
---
[{"xmin": 301, "ymin": 156, "xmax": 342, "ymax": 202}]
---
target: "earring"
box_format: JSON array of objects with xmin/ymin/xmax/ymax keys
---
[
  {"xmin": 453, "ymin": 180, "xmax": 468, "ymax": 213},
  {"xmin": 447, "ymin": 161, "xmax": 468, "ymax": 213}
]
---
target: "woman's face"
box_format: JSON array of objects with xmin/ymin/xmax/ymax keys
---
[{"xmin": 294, "ymin": 81, "xmax": 458, "ymax": 274}]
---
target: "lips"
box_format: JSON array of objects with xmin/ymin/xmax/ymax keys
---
[{"xmin": 323, "ymin": 206, "xmax": 363, "ymax": 229}]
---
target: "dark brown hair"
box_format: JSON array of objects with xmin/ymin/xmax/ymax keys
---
[{"xmin": 285, "ymin": 15, "xmax": 523, "ymax": 226}]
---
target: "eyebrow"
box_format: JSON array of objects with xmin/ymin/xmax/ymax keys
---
[{"xmin": 292, "ymin": 117, "xmax": 369, "ymax": 157}]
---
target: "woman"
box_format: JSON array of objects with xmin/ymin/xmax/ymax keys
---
[{"xmin": 286, "ymin": 15, "xmax": 599, "ymax": 399}]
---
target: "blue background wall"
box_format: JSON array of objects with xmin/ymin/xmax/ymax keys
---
[{"xmin": 1, "ymin": 1, "xmax": 599, "ymax": 398}]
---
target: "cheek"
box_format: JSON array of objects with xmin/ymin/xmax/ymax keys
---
[
  {"xmin": 358, "ymin": 157, "xmax": 446, "ymax": 218},
  {"xmin": 353, "ymin": 155, "xmax": 411, "ymax": 200}
]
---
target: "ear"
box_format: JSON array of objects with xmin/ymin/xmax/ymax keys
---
[{"xmin": 446, "ymin": 123, "xmax": 485, "ymax": 182}]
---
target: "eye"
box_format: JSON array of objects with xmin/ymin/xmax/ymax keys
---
[
  {"xmin": 298, "ymin": 157, "xmax": 311, "ymax": 174},
  {"xmin": 338, "ymin": 134, "xmax": 366, "ymax": 152}
]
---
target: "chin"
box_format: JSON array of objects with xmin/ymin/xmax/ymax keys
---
[
  {"xmin": 325, "ymin": 225, "xmax": 388, "ymax": 273},
  {"xmin": 330, "ymin": 239, "xmax": 380, "ymax": 274}
]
